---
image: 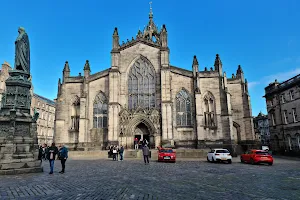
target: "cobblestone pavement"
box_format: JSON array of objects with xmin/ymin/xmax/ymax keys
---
[{"xmin": 0, "ymin": 157, "xmax": 300, "ymax": 200}]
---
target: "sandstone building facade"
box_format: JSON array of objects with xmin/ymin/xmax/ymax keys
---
[
  {"xmin": 253, "ymin": 112, "xmax": 270, "ymax": 145},
  {"xmin": 264, "ymin": 76, "xmax": 300, "ymax": 155},
  {"xmin": 0, "ymin": 62, "xmax": 56, "ymax": 145},
  {"xmin": 54, "ymin": 10, "xmax": 255, "ymax": 151}
]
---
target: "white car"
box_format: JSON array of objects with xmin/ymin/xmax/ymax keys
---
[{"xmin": 207, "ymin": 149, "xmax": 232, "ymax": 163}]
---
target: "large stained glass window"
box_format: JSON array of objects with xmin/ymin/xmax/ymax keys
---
[
  {"xmin": 93, "ymin": 91, "xmax": 108, "ymax": 128},
  {"xmin": 176, "ymin": 89, "xmax": 192, "ymax": 126},
  {"xmin": 128, "ymin": 58, "xmax": 156, "ymax": 110}
]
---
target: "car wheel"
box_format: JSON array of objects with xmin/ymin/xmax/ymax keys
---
[
  {"xmin": 207, "ymin": 156, "xmax": 210, "ymax": 162},
  {"xmin": 268, "ymin": 162, "xmax": 273, "ymax": 166},
  {"xmin": 240, "ymin": 158, "xmax": 244, "ymax": 163},
  {"xmin": 250, "ymin": 159, "xmax": 255, "ymax": 165},
  {"xmin": 228, "ymin": 159, "xmax": 232, "ymax": 164}
]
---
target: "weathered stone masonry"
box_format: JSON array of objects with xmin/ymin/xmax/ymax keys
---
[{"xmin": 54, "ymin": 9, "xmax": 256, "ymax": 153}]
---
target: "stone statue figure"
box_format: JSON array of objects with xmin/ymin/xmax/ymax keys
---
[
  {"xmin": 32, "ymin": 108, "xmax": 39, "ymax": 122},
  {"xmin": 15, "ymin": 27, "xmax": 30, "ymax": 73}
]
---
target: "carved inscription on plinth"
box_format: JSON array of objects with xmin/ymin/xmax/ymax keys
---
[{"xmin": 15, "ymin": 123, "xmax": 30, "ymax": 137}]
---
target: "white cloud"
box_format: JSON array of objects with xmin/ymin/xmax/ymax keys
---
[
  {"xmin": 264, "ymin": 68, "xmax": 300, "ymax": 83},
  {"xmin": 248, "ymin": 68, "xmax": 300, "ymax": 89},
  {"xmin": 247, "ymin": 81, "xmax": 260, "ymax": 89}
]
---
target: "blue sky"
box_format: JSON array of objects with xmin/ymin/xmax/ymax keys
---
[{"xmin": 0, "ymin": 0, "xmax": 299, "ymax": 116}]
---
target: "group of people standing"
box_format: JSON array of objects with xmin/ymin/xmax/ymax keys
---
[
  {"xmin": 108, "ymin": 145, "xmax": 124, "ymax": 161},
  {"xmin": 134, "ymin": 138, "xmax": 149, "ymax": 150},
  {"xmin": 38, "ymin": 143, "xmax": 68, "ymax": 174}
]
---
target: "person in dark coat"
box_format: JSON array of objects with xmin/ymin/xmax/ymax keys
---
[
  {"xmin": 119, "ymin": 145, "xmax": 124, "ymax": 161},
  {"xmin": 58, "ymin": 144, "xmax": 68, "ymax": 174},
  {"xmin": 38, "ymin": 145, "xmax": 43, "ymax": 163},
  {"xmin": 47, "ymin": 143, "xmax": 58, "ymax": 174},
  {"xmin": 142, "ymin": 145, "xmax": 150, "ymax": 164}
]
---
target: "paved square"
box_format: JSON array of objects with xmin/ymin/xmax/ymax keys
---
[{"xmin": 0, "ymin": 157, "xmax": 299, "ymax": 200}]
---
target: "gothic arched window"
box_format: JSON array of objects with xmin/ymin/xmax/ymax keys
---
[
  {"xmin": 128, "ymin": 57, "xmax": 156, "ymax": 110},
  {"xmin": 204, "ymin": 92, "xmax": 216, "ymax": 127},
  {"xmin": 93, "ymin": 91, "xmax": 108, "ymax": 128},
  {"xmin": 176, "ymin": 89, "xmax": 192, "ymax": 126}
]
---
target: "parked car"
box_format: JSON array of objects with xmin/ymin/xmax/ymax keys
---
[
  {"xmin": 240, "ymin": 150, "xmax": 273, "ymax": 165},
  {"xmin": 158, "ymin": 148, "xmax": 176, "ymax": 163},
  {"xmin": 207, "ymin": 149, "xmax": 232, "ymax": 163}
]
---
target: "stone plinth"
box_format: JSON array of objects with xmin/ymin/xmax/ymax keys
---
[{"xmin": 0, "ymin": 70, "xmax": 42, "ymax": 175}]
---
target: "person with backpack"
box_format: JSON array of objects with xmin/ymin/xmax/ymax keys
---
[{"xmin": 58, "ymin": 144, "xmax": 68, "ymax": 174}]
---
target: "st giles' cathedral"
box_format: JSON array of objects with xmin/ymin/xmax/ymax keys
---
[{"xmin": 54, "ymin": 7, "xmax": 255, "ymax": 151}]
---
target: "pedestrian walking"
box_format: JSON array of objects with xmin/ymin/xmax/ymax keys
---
[
  {"xmin": 58, "ymin": 144, "xmax": 68, "ymax": 174},
  {"xmin": 142, "ymin": 145, "xmax": 150, "ymax": 164},
  {"xmin": 119, "ymin": 145, "xmax": 124, "ymax": 161},
  {"xmin": 47, "ymin": 143, "xmax": 58, "ymax": 174}
]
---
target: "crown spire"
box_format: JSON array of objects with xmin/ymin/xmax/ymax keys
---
[{"xmin": 149, "ymin": 1, "xmax": 153, "ymax": 19}]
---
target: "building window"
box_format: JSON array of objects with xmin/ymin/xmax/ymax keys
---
[
  {"xmin": 176, "ymin": 89, "xmax": 192, "ymax": 126},
  {"xmin": 289, "ymin": 90, "xmax": 294, "ymax": 100},
  {"xmin": 128, "ymin": 57, "xmax": 156, "ymax": 110},
  {"xmin": 93, "ymin": 91, "xmax": 108, "ymax": 128},
  {"xmin": 283, "ymin": 110, "xmax": 288, "ymax": 124},
  {"xmin": 70, "ymin": 96, "xmax": 80, "ymax": 131},
  {"xmin": 271, "ymin": 113, "xmax": 276, "ymax": 126},
  {"xmin": 287, "ymin": 135, "xmax": 292, "ymax": 150},
  {"xmin": 281, "ymin": 94, "xmax": 285, "ymax": 103},
  {"xmin": 292, "ymin": 108, "xmax": 298, "ymax": 122},
  {"xmin": 204, "ymin": 93, "xmax": 216, "ymax": 127}
]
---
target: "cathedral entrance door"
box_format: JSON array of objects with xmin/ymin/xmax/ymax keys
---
[{"xmin": 134, "ymin": 123, "xmax": 151, "ymax": 149}]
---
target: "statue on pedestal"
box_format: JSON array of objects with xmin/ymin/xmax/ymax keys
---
[
  {"xmin": 15, "ymin": 27, "xmax": 30, "ymax": 73},
  {"xmin": 0, "ymin": 27, "xmax": 42, "ymax": 175}
]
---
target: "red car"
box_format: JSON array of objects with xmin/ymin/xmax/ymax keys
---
[
  {"xmin": 158, "ymin": 148, "xmax": 176, "ymax": 163},
  {"xmin": 241, "ymin": 150, "xmax": 273, "ymax": 165}
]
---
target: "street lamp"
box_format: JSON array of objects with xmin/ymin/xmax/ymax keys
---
[{"xmin": 120, "ymin": 130, "xmax": 123, "ymax": 146}]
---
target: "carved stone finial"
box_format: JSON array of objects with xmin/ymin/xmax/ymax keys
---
[
  {"xmin": 204, "ymin": 67, "xmax": 207, "ymax": 71},
  {"xmin": 84, "ymin": 60, "xmax": 90, "ymax": 71},
  {"xmin": 193, "ymin": 55, "xmax": 198, "ymax": 66},
  {"xmin": 64, "ymin": 61, "xmax": 70, "ymax": 72},
  {"xmin": 214, "ymin": 53, "xmax": 222, "ymax": 71},
  {"xmin": 237, "ymin": 65, "xmax": 243, "ymax": 74},
  {"xmin": 232, "ymin": 73, "xmax": 235, "ymax": 78},
  {"xmin": 113, "ymin": 27, "xmax": 118, "ymax": 36},
  {"xmin": 210, "ymin": 67, "xmax": 213, "ymax": 71}
]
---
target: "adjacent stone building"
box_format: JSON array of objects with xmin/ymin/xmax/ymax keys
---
[
  {"xmin": 54, "ymin": 9, "xmax": 255, "ymax": 152},
  {"xmin": 264, "ymin": 76, "xmax": 300, "ymax": 155},
  {"xmin": 31, "ymin": 94, "xmax": 56, "ymax": 145},
  {"xmin": 0, "ymin": 62, "xmax": 56, "ymax": 145},
  {"xmin": 253, "ymin": 112, "xmax": 270, "ymax": 145}
]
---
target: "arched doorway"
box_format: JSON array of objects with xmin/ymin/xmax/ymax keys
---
[
  {"xmin": 124, "ymin": 115, "xmax": 157, "ymax": 149},
  {"xmin": 134, "ymin": 123, "xmax": 151, "ymax": 149}
]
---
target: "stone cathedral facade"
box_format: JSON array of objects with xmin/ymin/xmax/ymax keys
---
[{"xmin": 54, "ymin": 10, "xmax": 255, "ymax": 151}]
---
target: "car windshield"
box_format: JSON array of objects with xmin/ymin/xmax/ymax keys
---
[
  {"xmin": 216, "ymin": 150, "xmax": 230, "ymax": 153},
  {"xmin": 255, "ymin": 151, "xmax": 269, "ymax": 155},
  {"xmin": 160, "ymin": 149, "xmax": 173, "ymax": 153}
]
